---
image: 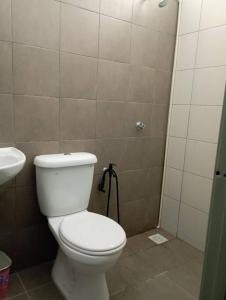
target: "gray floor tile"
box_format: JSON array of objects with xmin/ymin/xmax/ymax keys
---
[
  {"xmin": 136, "ymin": 242, "xmax": 183, "ymax": 277},
  {"xmin": 6, "ymin": 293, "xmax": 30, "ymax": 300},
  {"xmin": 126, "ymin": 232, "xmax": 156, "ymax": 253},
  {"xmin": 18, "ymin": 261, "xmax": 53, "ymax": 290},
  {"xmin": 14, "ymin": 235, "xmax": 203, "ymax": 300},
  {"xmin": 162, "ymin": 239, "xmax": 204, "ymax": 265},
  {"xmin": 28, "ymin": 283, "xmax": 64, "ymax": 300},
  {"xmin": 166, "ymin": 260, "xmax": 203, "ymax": 298},
  {"xmin": 111, "ymin": 275, "xmax": 195, "ymax": 300},
  {"xmin": 145, "ymin": 275, "xmax": 195, "ymax": 300},
  {"xmin": 6, "ymin": 273, "xmax": 25, "ymax": 299}
]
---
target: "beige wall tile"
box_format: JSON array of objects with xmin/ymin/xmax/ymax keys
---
[
  {"xmin": 13, "ymin": 44, "xmax": 59, "ymax": 97},
  {"xmin": 99, "ymin": 15, "xmax": 131, "ymax": 63},
  {"xmin": 14, "ymin": 95, "xmax": 59, "ymax": 141},
  {"xmin": 61, "ymin": 4, "xmax": 99, "ymax": 56},
  {"xmin": 125, "ymin": 102, "xmax": 151, "ymax": 137},
  {"xmin": 150, "ymin": 104, "xmax": 169, "ymax": 138},
  {"xmin": 61, "ymin": 0, "xmax": 100, "ymax": 12},
  {"xmin": 131, "ymin": 25, "xmax": 159, "ymax": 68},
  {"xmin": 157, "ymin": 0, "xmax": 178, "ymax": 35},
  {"xmin": 121, "ymin": 137, "xmax": 152, "ymax": 170},
  {"xmin": 0, "ymin": 0, "xmax": 12, "ymax": 41},
  {"xmin": 60, "ymin": 52, "xmax": 97, "ymax": 99},
  {"xmin": 15, "ymin": 186, "xmax": 43, "ymax": 228},
  {"xmin": 156, "ymin": 32, "xmax": 176, "ymax": 71},
  {"xmin": 96, "ymin": 101, "xmax": 126, "ymax": 138},
  {"xmin": 0, "ymin": 0, "xmax": 179, "ymax": 263},
  {"xmin": 95, "ymin": 138, "xmax": 126, "ymax": 173},
  {"xmin": 121, "ymin": 198, "xmax": 154, "ymax": 236},
  {"xmin": 120, "ymin": 169, "xmax": 151, "ymax": 203},
  {"xmin": 132, "ymin": 0, "xmax": 152, "ymax": 27},
  {"xmin": 12, "ymin": 0, "xmax": 60, "ymax": 49},
  {"xmin": 0, "ymin": 94, "xmax": 14, "ymax": 143},
  {"xmin": 15, "ymin": 141, "xmax": 59, "ymax": 187},
  {"xmin": 153, "ymin": 70, "xmax": 172, "ymax": 105},
  {"xmin": 0, "ymin": 188, "xmax": 15, "ymax": 236},
  {"xmin": 127, "ymin": 65, "xmax": 155, "ymax": 102},
  {"xmin": 0, "ymin": 41, "xmax": 12, "ymax": 93},
  {"xmin": 60, "ymin": 139, "xmax": 96, "ymax": 155},
  {"xmin": 60, "ymin": 99, "xmax": 96, "ymax": 140},
  {"xmin": 100, "ymin": 0, "xmax": 133, "ymax": 22},
  {"xmin": 97, "ymin": 60, "xmax": 129, "ymax": 101}
]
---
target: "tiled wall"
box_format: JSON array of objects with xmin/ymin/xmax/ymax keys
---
[
  {"xmin": 0, "ymin": 0, "xmax": 178, "ymax": 269},
  {"xmin": 161, "ymin": 0, "xmax": 226, "ymax": 251}
]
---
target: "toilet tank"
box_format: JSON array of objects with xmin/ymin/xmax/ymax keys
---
[{"xmin": 34, "ymin": 153, "xmax": 97, "ymax": 217}]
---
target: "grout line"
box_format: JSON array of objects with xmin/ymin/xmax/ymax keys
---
[
  {"xmin": 16, "ymin": 273, "xmax": 31, "ymax": 299},
  {"xmin": 179, "ymin": 22, "xmax": 226, "ymax": 37},
  {"xmin": 95, "ymin": 0, "xmax": 102, "ymax": 139},
  {"xmin": 168, "ymin": 135, "xmax": 218, "ymax": 145},
  {"xmin": 58, "ymin": 1, "xmax": 62, "ymax": 146},
  {"xmin": 166, "ymin": 165, "xmax": 214, "ymax": 181}
]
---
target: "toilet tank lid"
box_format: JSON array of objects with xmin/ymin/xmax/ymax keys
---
[{"xmin": 34, "ymin": 152, "xmax": 97, "ymax": 168}]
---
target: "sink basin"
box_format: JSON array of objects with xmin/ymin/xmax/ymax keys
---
[{"xmin": 0, "ymin": 147, "xmax": 26, "ymax": 185}]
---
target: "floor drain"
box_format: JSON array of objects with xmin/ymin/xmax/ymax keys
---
[{"xmin": 148, "ymin": 233, "xmax": 168, "ymax": 245}]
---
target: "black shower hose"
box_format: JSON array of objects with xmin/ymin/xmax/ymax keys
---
[{"xmin": 98, "ymin": 163, "xmax": 120, "ymax": 224}]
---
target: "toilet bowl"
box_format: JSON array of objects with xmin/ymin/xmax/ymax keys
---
[
  {"xmin": 34, "ymin": 153, "xmax": 126, "ymax": 300},
  {"xmin": 49, "ymin": 211, "xmax": 126, "ymax": 300}
]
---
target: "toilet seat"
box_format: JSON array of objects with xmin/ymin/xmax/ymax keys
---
[{"xmin": 59, "ymin": 211, "xmax": 126, "ymax": 256}]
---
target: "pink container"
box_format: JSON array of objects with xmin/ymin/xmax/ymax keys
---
[{"xmin": 0, "ymin": 252, "xmax": 11, "ymax": 300}]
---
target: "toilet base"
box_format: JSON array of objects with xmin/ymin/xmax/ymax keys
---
[{"xmin": 52, "ymin": 249, "xmax": 109, "ymax": 300}]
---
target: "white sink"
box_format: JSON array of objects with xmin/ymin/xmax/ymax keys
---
[{"xmin": 0, "ymin": 147, "xmax": 26, "ymax": 185}]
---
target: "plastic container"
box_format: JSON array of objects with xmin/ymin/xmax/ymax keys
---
[{"xmin": 0, "ymin": 251, "xmax": 12, "ymax": 300}]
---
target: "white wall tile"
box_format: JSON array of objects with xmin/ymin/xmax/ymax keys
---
[
  {"xmin": 201, "ymin": 0, "xmax": 226, "ymax": 29},
  {"xmin": 178, "ymin": 203, "xmax": 209, "ymax": 251},
  {"xmin": 181, "ymin": 172, "xmax": 212, "ymax": 213},
  {"xmin": 161, "ymin": 196, "xmax": 180, "ymax": 236},
  {"xmin": 164, "ymin": 167, "xmax": 183, "ymax": 200},
  {"xmin": 173, "ymin": 70, "xmax": 194, "ymax": 104},
  {"xmin": 169, "ymin": 105, "xmax": 190, "ymax": 138},
  {"xmin": 176, "ymin": 33, "xmax": 198, "ymax": 70},
  {"xmin": 196, "ymin": 26, "xmax": 226, "ymax": 68},
  {"xmin": 179, "ymin": 0, "xmax": 202, "ymax": 34},
  {"xmin": 188, "ymin": 106, "xmax": 222, "ymax": 143},
  {"xmin": 184, "ymin": 140, "xmax": 217, "ymax": 178},
  {"xmin": 192, "ymin": 67, "xmax": 226, "ymax": 106},
  {"xmin": 167, "ymin": 137, "xmax": 186, "ymax": 170}
]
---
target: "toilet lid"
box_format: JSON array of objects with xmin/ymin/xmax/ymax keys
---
[{"xmin": 59, "ymin": 211, "xmax": 126, "ymax": 253}]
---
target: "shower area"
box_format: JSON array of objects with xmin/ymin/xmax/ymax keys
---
[{"xmin": 0, "ymin": 0, "xmax": 226, "ymax": 299}]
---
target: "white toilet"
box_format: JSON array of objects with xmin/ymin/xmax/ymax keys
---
[{"xmin": 34, "ymin": 152, "xmax": 126, "ymax": 300}]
